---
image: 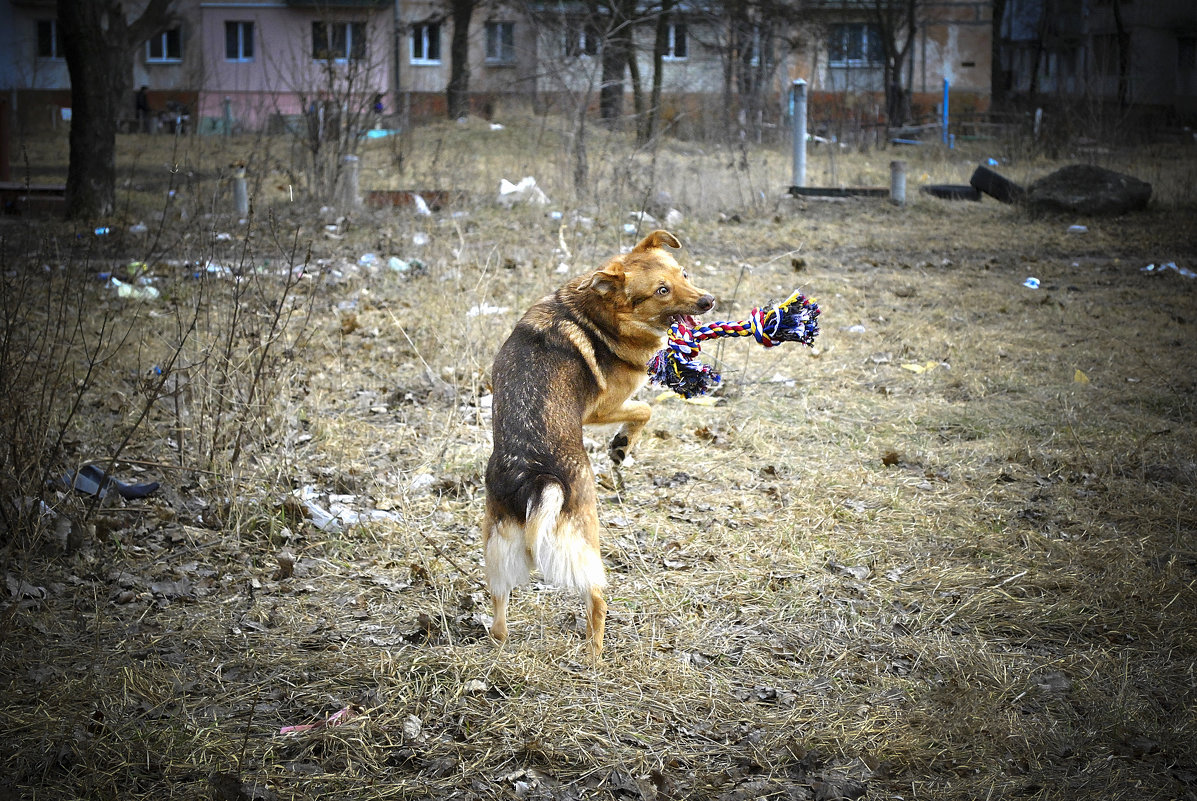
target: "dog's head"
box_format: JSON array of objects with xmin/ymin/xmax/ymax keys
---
[{"xmin": 588, "ymin": 230, "xmax": 715, "ymax": 334}]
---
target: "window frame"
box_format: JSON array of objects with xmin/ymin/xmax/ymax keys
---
[
  {"xmin": 563, "ymin": 26, "xmax": 600, "ymax": 58},
  {"xmin": 828, "ymin": 22, "xmax": 883, "ymax": 68},
  {"xmin": 485, "ymin": 21, "xmax": 515, "ymax": 64},
  {"xmin": 146, "ymin": 28, "xmax": 183, "ymax": 64},
  {"xmin": 410, "ymin": 21, "xmax": 441, "ymax": 65},
  {"xmin": 663, "ymin": 21, "xmax": 687, "ymax": 61},
  {"xmin": 225, "ymin": 20, "xmax": 255, "ymax": 62},
  {"xmin": 312, "ymin": 20, "xmax": 366, "ymax": 62},
  {"xmin": 36, "ymin": 19, "xmax": 65, "ymax": 60}
]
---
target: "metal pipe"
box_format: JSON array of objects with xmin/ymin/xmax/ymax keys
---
[
  {"xmin": 890, "ymin": 160, "xmax": 907, "ymax": 205},
  {"xmin": 791, "ymin": 79, "xmax": 807, "ymax": 189}
]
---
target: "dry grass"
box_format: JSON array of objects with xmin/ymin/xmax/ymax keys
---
[{"xmin": 2, "ymin": 116, "xmax": 1196, "ymax": 800}]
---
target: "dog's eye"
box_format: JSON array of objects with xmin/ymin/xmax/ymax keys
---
[{"xmin": 656, "ymin": 285, "xmax": 670, "ymax": 296}]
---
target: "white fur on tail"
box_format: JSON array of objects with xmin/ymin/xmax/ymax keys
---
[
  {"xmin": 484, "ymin": 518, "xmax": 530, "ymax": 598},
  {"xmin": 527, "ymin": 484, "xmax": 607, "ymax": 592}
]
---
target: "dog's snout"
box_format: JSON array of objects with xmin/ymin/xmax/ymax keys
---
[{"xmin": 695, "ymin": 294, "xmax": 715, "ymax": 313}]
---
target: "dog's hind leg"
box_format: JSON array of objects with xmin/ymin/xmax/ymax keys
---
[
  {"xmin": 527, "ymin": 484, "xmax": 608, "ymax": 657},
  {"xmin": 585, "ymin": 586, "xmax": 607, "ymax": 659},
  {"xmin": 484, "ymin": 514, "xmax": 531, "ymax": 644}
]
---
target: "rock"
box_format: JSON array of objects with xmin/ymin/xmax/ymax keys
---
[
  {"xmin": 1026, "ymin": 164, "xmax": 1151, "ymax": 216},
  {"xmin": 645, "ymin": 189, "xmax": 674, "ymax": 220}
]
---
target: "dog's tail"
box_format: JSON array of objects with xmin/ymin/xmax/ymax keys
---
[{"xmin": 525, "ymin": 482, "xmax": 607, "ymax": 593}]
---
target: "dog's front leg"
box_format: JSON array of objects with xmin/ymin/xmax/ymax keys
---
[{"xmin": 588, "ymin": 400, "xmax": 653, "ymax": 466}]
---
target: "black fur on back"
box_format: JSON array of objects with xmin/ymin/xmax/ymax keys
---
[{"xmin": 485, "ymin": 292, "xmax": 617, "ymax": 524}]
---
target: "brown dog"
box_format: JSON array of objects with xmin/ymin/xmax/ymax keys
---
[{"xmin": 483, "ymin": 230, "xmax": 715, "ymax": 658}]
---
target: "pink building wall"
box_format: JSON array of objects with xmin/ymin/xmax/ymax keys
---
[{"xmin": 197, "ymin": 4, "xmax": 393, "ymax": 131}]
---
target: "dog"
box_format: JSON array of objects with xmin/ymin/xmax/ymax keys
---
[{"xmin": 483, "ymin": 230, "xmax": 715, "ymax": 658}]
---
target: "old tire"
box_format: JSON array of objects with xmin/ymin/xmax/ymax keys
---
[
  {"xmin": 921, "ymin": 184, "xmax": 981, "ymax": 201},
  {"xmin": 970, "ymin": 165, "xmax": 1024, "ymax": 204}
]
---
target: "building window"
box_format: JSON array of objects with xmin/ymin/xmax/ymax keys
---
[
  {"xmin": 37, "ymin": 19, "xmax": 64, "ymax": 59},
  {"xmin": 828, "ymin": 23, "xmax": 882, "ymax": 66},
  {"xmin": 225, "ymin": 21, "xmax": 254, "ymax": 61},
  {"xmin": 1092, "ymin": 33, "xmax": 1121, "ymax": 75},
  {"xmin": 1179, "ymin": 36, "xmax": 1196, "ymax": 71},
  {"xmin": 147, "ymin": 28, "xmax": 183, "ymax": 63},
  {"xmin": 313, "ymin": 21, "xmax": 366, "ymax": 61},
  {"xmin": 664, "ymin": 22, "xmax": 687, "ymax": 60},
  {"xmin": 563, "ymin": 26, "xmax": 599, "ymax": 58},
  {"xmin": 486, "ymin": 21, "xmax": 515, "ymax": 64},
  {"xmin": 410, "ymin": 22, "xmax": 441, "ymax": 64}
]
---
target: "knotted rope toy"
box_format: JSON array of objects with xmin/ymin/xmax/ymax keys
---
[{"xmin": 648, "ymin": 290, "xmax": 821, "ymax": 398}]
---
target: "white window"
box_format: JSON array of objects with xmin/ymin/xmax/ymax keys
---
[
  {"xmin": 563, "ymin": 26, "xmax": 599, "ymax": 58},
  {"xmin": 146, "ymin": 28, "xmax": 182, "ymax": 63},
  {"xmin": 828, "ymin": 23, "xmax": 882, "ymax": 67},
  {"xmin": 486, "ymin": 21, "xmax": 515, "ymax": 64},
  {"xmin": 664, "ymin": 22, "xmax": 687, "ymax": 60},
  {"xmin": 411, "ymin": 22, "xmax": 441, "ymax": 64},
  {"xmin": 225, "ymin": 20, "xmax": 254, "ymax": 62},
  {"xmin": 313, "ymin": 21, "xmax": 366, "ymax": 61},
  {"xmin": 37, "ymin": 19, "xmax": 64, "ymax": 59}
]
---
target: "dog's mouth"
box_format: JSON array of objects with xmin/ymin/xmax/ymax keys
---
[{"xmin": 670, "ymin": 313, "xmax": 699, "ymax": 331}]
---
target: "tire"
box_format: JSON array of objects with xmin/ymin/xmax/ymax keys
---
[
  {"xmin": 970, "ymin": 165, "xmax": 1025, "ymax": 204},
  {"xmin": 921, "ymin": 184, "xmax": 982, "ymax": 201}
]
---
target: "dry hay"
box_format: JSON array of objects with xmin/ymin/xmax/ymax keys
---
[{"xmin": 1, "ymin": 126, "xmax": 1196, "ymax": 801}]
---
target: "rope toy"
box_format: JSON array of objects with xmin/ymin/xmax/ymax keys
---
[{"xmin": 648, "ymin": 290, "xmax": 821, "ymax": 398}]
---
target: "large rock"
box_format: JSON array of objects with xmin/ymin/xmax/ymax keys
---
[{"xmin": 1026, "ymin": 164, "xmax": 1152, "ymax": 215}]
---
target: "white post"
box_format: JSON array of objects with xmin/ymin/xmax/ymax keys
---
[
  {"xmin": 341, "ymin": 155, "xmax": 360, "ymax": 208},
  {"xmin": 889, "ymin": 160, "xmax": 907, "ymax": 205},
  {"xmin": 232, "ymin": 164, "xmax": 249, "ymax": 217},
  {"xmin": 791, "ymin": 79, "xmax": 808, "ymax": 190}
]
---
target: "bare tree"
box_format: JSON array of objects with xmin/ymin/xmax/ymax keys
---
[
  {"xmin": 871, "ymin": 0, "xmax": 918, "ymax": 127},
  {"xmin": 587, "ymin": 0, "xmax": 639, "ymax": 125},
  {"xmin": 264, "ymin": 11, "xmax": 390, "ymax": 202},
  {"xmin": 692, "ymin": 0, "xmax": 802, "ymax": 143},
  {"xmin": 447, "ymin": 0, "xmax": 481, "ymax": 119},
  {"xmin": 57, "ymin": 0, "xmax": 176, "ymax": 219}
]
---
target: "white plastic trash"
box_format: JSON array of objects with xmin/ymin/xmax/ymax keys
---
[{"xmin": 497, "ymin": 176, "xmax": 549, "ymax": 207}]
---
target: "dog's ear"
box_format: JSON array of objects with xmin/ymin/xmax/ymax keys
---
[
  {"xmin": 587, "ymin": 263, "xmax": 626, "ymax": 296},
  {"xmin": 632, "ymin": 230, "xmax": 681, "ymax": 253}
]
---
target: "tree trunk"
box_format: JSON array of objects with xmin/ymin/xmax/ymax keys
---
[
  {"xmin": 639, "ymin": 0, "xmax": 672, "ymax": 145},
  {"xmin": 990, "ymin": 0, "xmax": 1008, "ymax": 108},
  {"xmin": 58, "ymin": 0, "xmax": 174, "ymax": 220},
  {"xmin": 447, "ymin": 0, "xmax": 475, "ymax": 119},
  {"xmin": 599, "ymin": 0, "xmax": 635, "ymax": 126},
  {"xmin": 1110, "ymin": 0, "xmax": 1130, "ymax": 110}
]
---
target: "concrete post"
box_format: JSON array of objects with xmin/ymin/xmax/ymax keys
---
[
  {"xmin": 232, "ymin": 164, "xmax": 249, "ymax": 217},
  {"xmin": 791, "ymin": 79, "xmax": 807, "ymax": 190},
  {"xmin": 341, "ymin": 155, "xmax": 360, "ymax": 208},
  {"xmin": 889, "ymin": 160, "xmax": 907, "ymax": 205}
]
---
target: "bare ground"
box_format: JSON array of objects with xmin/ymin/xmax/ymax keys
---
[{"xmin": 2, "ymin": 128, "xmax": 1196, "ymax": 801}]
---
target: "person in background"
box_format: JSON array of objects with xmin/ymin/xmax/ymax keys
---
[{"xmin": 135, "ymin": 86, "xmax": 150, "ymax": 133}]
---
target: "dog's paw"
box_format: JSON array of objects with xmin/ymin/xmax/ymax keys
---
[{"xmin": 608, "ymin": 432, "xmax": 630, "ymax": 465}]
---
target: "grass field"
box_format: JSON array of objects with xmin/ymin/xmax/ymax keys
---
[{"xmin": 2, "ymin": 116, "xmax": 1196, "ymax": 800}]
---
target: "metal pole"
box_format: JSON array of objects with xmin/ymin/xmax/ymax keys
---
[
  {"xmin": 941, "ymin": 78, "xmax": 949, "ymax": 145},
  {"xmin": 791, "ymin": 79, "xmax": 807, "ymax": 190},
  {"xmin": 889, "ymin": 160, "xmax": 906, "ymax": 205},
  {"xmin": 222, "ymin": 96, "xmax": 233, "ymax": 137}
]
